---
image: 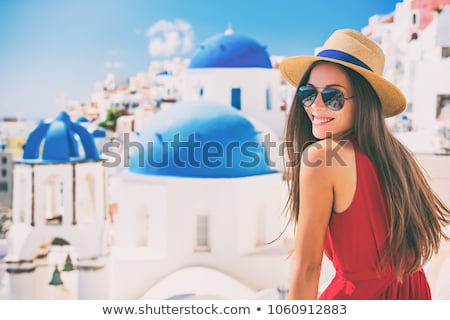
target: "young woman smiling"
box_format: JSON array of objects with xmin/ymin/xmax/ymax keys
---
[{"xmin": 280, "ymin": 29, "xmax": 450, "ymax": 299}]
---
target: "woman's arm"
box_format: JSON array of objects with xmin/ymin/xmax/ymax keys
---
[{"xmin": 288, "ymin": 141, "xmax": 335, "ymax": 299}]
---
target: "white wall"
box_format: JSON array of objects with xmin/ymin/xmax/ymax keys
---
[
  {"xmin": 182, "ymin": 68, "xmax": 282, "ymax": 109},
  {"xmin": 75, "ymin": 162, "xmax": 107, "ymax": 224},
  {"xmin": 12, "ymin": 164, "xmax": 33, "ymax": 225},
  {"xmin": 33, "ymin": 164, "xmax": 73, "ymax": 227},
  {"xmin": 6, "ymin": 160, "xmax": 111, "ymax": 299},
  {"xmin": 113, "ymin": 173, "xmax": 169, "ymax": 258},
  {"xmin": 180, "ymin": 68, "xmax": 286, "ymax": 137},
  {"xmin": 435, "ymin": 6, "xmax": 450, "ymax": 47},
  {"xmin": 412, "ymin": 60, "xmax": 450, "ymax": 130},
  {"xmin": 110, "ymin": 172, "xmax": 292, "ymax": 299}
]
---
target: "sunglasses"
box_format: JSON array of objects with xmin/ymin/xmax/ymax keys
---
[{"xmin": 297, "ymin": 84, "xmax": 355, "ymax": 111}]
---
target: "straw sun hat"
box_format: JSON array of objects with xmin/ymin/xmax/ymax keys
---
[{"xmin": 280, "ymin": 29, "xmax": 406, "ymax": 118}]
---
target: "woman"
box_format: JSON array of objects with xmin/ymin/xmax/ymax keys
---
[{"xmin": 279, "ymin": 29, "xmax": 450, "ymax": 299}]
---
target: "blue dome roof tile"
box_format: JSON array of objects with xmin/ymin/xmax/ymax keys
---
[
  {"xmin": 130, "ymin": 100, "xmax": 276, "ymax": 178},
  {"xmin": 189, "ymin": 33, "xmax": 272, "ymax": 69},
  {"xmin": 21, "ymin": 111, "xmax": 101, "ymax": 163}
]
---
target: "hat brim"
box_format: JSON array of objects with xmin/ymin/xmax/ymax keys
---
[{"xmin": 280, "ymin": 56, "xmax": 406, "ymax": 118}]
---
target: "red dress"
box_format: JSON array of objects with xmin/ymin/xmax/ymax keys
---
[{"xmin": 319, "ymin": 142, "xmax": 431, "ymax": 299}]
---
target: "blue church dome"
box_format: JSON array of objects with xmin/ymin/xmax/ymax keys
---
[
  {"xmin": 21, "ymin": 111, "xmax": 100, "ymax": 163},
  {"xmin": 129, "ymin": 100, "xmax": 276, "ymax": 178},
  {"xmin": 188, "ymin": 32, "xmax": 272, "ymax": 69}
]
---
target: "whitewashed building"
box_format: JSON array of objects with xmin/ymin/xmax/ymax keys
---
[
  {"xmin": 362, "ymin": 0, "xmax": 450, "ymax": 152},
  {"xmin": 3, "ymin": 1, "xmax": 450, "ymax": 300},
  {"xmin": 110, "ymin": 100, "xmax": 293, "ymax": 299},
  {"xmin": 4, "ymin": 111, "xmax": 110, "ymax": 299},
  {"xmin": 179, "ymin": 28, "xmax": 288, "ymax": 139},
  {"xmin": 362, "ymin": 0, "xmax": 450, "ymax": 299}
]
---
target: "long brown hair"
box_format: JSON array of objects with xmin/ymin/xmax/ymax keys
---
[{"xmin": 283, "ymin": 61, "xmax": 450, "ymax": 278}]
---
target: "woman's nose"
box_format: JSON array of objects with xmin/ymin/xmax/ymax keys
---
[{"xmin": 310, "ymin": 94, "xmax": 328, "ymax": 111}]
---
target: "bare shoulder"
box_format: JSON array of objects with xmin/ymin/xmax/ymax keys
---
[{"xmin": 302, "ymin": 138, "xmax": 354, "ymax": 169}]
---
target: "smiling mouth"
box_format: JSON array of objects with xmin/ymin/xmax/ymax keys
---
[{"xmin": 312, "ymin": 115, "xmax": 334, "ymax": 125}]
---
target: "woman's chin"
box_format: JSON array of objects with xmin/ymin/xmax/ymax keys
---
[{"xmin": 312, "ymin": 129, "xmax": 332, "ymax": 140}]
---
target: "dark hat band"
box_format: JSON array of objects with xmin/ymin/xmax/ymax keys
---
[{"xmin": 317, "ymin": 49, "xmax": 373, "ymax": 72}]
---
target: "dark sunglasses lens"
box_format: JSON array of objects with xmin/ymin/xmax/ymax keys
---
[
  {"xmin": 322, "ymin": 88, "xmax": 344, "ymax": 111},
  {"xmin": 297, "ymin": 86, "xmax": 317, "ymax": 106}
]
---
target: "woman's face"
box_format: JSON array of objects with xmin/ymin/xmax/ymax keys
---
[{"xmin": 302, "ymin": 62, "xmax": 355, "ymax": 139}]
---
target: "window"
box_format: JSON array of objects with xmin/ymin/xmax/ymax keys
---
[
  {"xmin": 265, "ymin": 88, "xmax": 272, "ymax": 110},
  {"xmin": 44, "ymin": 176, "xmax": 64, "ymax": 225},
  {"xmin": 17, "ymin": 174, "xmax": 26, "ymax": 223},
  {"xmin": 1, "ymin": 157, "xmax": 7, "ymax": 165},
  {"xmin": 78, "ymin": 173, "xmax": 96, "ymax": 223},
  {"xmin": 406, "ymin": 103, "xmax": 413, "ymax": 113},
  {"xmin": 437, "ymin": 95, "xmax": 450, "ymax": 121},
  {"xmin": 442, "ymin": 47, "xmax": 450, "ymax": 58},
  {"xmin": 231, "ymin": 88, "xmax": 241, "ymax": 110},
  {"xmin": 0, "ymin": 182, "xmax": 7, "ymax": 192},
  {"xmin": 195, "ymin": 215, "xmax": 210, "ymax": 252},
  {"xmin": 1, "ymin": 169, "xmax": 6, "ymax": 177}
]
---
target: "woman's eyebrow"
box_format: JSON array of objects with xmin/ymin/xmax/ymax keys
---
[{"xmin": 307, "ymin": 83, "xmax": 346, "ymax": 88}]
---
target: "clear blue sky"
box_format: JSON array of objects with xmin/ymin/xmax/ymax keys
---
[{"xmin": 0, "ymin": 0, "xmax": 402, "ymax": 120}]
